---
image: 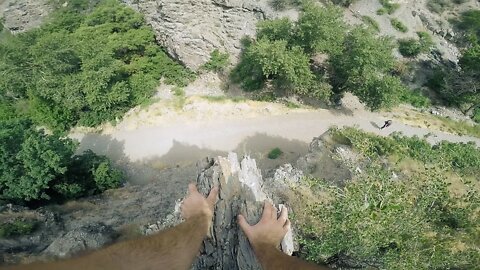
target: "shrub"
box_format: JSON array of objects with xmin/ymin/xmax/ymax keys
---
[
  {"xmin": 379, "ymin": 0, "xmax": 400, "ymax": 14},
  {"xmin": 427, "ymin": 0, "xmax": 452, "ymax": 14},
  {"xmin": 0, "ymin": 220, "xmax": 37, "ymax": 238},
  {"xmin": 376, "ymin": 8, "xmax": 386, "ymax": 15},
  {"xmin": 202, "ymin": 49, "xmax": 230, "ymax": 72},
  {"xmin": 267, "ymin": 147, "xmax": 283, "ymax": 159},
  {"xmin": 398, "ymin": 38, "xmax": 422, "ymax": 56},
  {"xmin": 390, "ymin": 18, "xmax": 408, "ymax": 32},
  {"xmin": 331, "ymin": 0, "xmax": 358, "ymax": 7},
  {"xmin": 473, "ymin": 108, "xmax": 480, "ymax": 123},
  {"xmin": 361, "ymin": 16, "xmax": 380, "ymax": 32},
  {"xmin": 269, "ymin": 0, "xmax": 301, "ymax": 10},
  {"xmin": 399, "ymin": 88, "xmax": 431, "ymax": 108},
  {"xmin": 398, "ymin": 32, "xmax": 434, "ymax": 57}
]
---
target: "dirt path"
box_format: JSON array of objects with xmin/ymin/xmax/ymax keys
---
[{"xmin": 71, "ymin": 94, "xmax": 479, "ymax": 185}]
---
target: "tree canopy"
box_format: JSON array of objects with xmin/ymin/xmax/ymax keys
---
[
  {"xmin": 0, "ymin": 118, "xmax": 122, "ymax": 203},
  {"xmin": 0, "ymin": 0, "xmax": 193, "ymax": 131},
  {"xmin": 232, "ymin": 3, "xmax": 405, "ymax": 110}
]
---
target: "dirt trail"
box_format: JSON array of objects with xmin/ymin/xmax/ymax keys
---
[{"xmin": 71, "ymin": 94, "xmax": 479, "ymax": 185}]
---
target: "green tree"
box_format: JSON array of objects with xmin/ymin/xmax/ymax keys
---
[
  {"xmin": 332, "ymin": 27, "xmax": 398, "ymax": 110},
  {"xmin": 294, "ymin": 3, "xmax": 346, "ymax": 55},
  {"xmin": 0, "ymin": 119, "xmax": 75, "ymax": 201},
  {"xmin": 0, "ymin": 0, "xmax": 193, "ymax": 131},
  {"xmin": 0, "ymin": 119, "xmax": 123, "ymax": 203},
  {"xmin": 257, "ymin": 18, "xmax": 294, "ymax": 43}
]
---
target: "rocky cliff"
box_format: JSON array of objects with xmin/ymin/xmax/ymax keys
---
[{"xmin": 2, "ymin": 0, "xmax": 476, "ymax": 70}]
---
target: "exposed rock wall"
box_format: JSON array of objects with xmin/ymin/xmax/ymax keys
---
[
  {"xmin": 0, "ymin": 0, "xmax": 52, "ymax": 33},
  {"xmin": 120, "ymin": 0, "xmax": 289, "ymax": 70}
]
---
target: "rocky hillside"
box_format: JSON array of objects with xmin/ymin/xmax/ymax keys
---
[
  {"xmin": 0, "ymin": 133, "xmax": 347, "ymax": 266},
  {"xmin": 2, "ymin": 0, "xmax": 477, "ymax": 70}
]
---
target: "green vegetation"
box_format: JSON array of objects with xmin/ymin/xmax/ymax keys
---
[
  {"xmin": 0, "ymin": 220, "xmax": 37, "ymax": 238},
  {"xmin": 269, "ymin": 0, "xmax": 301, "ymax": 10},
  {"xmin": 331, "ymin": 0, "xmax": 358, "ymax": 7},
  {"xmin": 202, "ymin": 49, "xmax": 230, "ymax": 72},
  {"xmin": 233, "ymin": 3, "xmax": 407, "ymax": 111},
  {"xmin": 0, "ymin": 119, "xmax": 123, "ymax": 203},
  {"xmin": 379, "ymin": 0, "xmax": 400, "ymax": 14},
  {"xmin": 427, "ymin": 0, "xmax": 471, "ymax": 13},
  {"xmin": 361, "ymin": 16, "xmax": 380, "ymax": 32},
  {"xmin": 398, "ymin": 32, "xmax": 433, "ymax": 57},
  {"xmin": 297, "ymin": 127, "xmax": 480, "ymax": 269},
  {"xmin": 376, "ymin": 8, "xmax": 386, "ymax": 15},
  {"xmin": 433, "ymin": 115, "xmax": 480, "ymax": 137},
  {"xmin": 473, "ymin": 108, "xmax": 480, "ymax": 123},
  {"xmin": 0, "ymin": 0, "xmax": 193, "ymax": 131},
  {"xmin": 399, "ymin": 88, "xmax": 431, "ymax": 108},
  {"xmin": 457, "ymin": 10, "xmax": 480, "ymax": 40},
  {"xmin": 332, "ymin": 27, "xmax": 404, "ymax": 110},
  {"xmin": 267, "ymin": 147, "xmax": 283, "ymax": 159},
  {"xmin": 390, "ymin": 18, "xmax": 408, "ymax": 32},
  {"xmin": 425, "ymin": 11, "xmax": 479, "ymax": 119},
  {"xmin": 231, "ymin": 5, "xmax": 337, "ymax": 100}
]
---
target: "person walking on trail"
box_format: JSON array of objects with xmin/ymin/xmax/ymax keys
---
[
  {"xmin": 8, "ymin": 183, "xmax": 329, "ymax": 270},
  {"xmin": 380, "ymin": 120, "xmax": 392, "ymax": 130}
]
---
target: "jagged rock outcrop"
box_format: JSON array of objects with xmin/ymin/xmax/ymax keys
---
[
  {"xmin": 0, "ymin": 0, "xmax": 52, "ymax": 33},
  {"xmin": 121, "ymin": 0, "xmax": 294, "ymax": 70},
  {"xmin": 143, "ymin": 153, "xmax": 297, "ymax": 269},
  {"xmin": 194, "ymin": 153, "xmax": 295, "ymax": 269}
]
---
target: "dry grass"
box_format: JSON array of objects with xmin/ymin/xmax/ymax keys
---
[{"xmin": 394, "ymin": 109, "xmax": 480, "ymax": 138}]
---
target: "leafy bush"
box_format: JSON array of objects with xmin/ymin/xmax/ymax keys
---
[
  {"xmin": 0, "ymin": 119, "xmax": 123, "ymax": 203},
  {"xmin": 202, "ymin": 49, "xmax": 230, "ymax": 72},
  {"xmin": 398, "ymin": 38, "xmax": 423, "ymax": 56},
  {"xmin": 0, "ymin": 220, "xmax": 37, "ymax": 238},
  {"xmin": 399, "ymin": 88, "xmax": 431, "ymax": 108},
  {"xmin": 457, "ymin": 10, "xmax": 480, "ymax": 40},
  {"xmin": 267, "ymin": 147, "xmax": 283, "ymax": 159},
  {"xmin": 427, "ymin": 0, "xmax": 452, "ymax": 13},
  {"xmin": 398, "ymin": 33, "xmax": 432, "ymax": 57},
  {"xmin": 361, "ymin": 16, "xmax": 380, "ymax": 32},
  {"xmin": 379, "ymin": 0, "xmax": 400, "ymax": 14},
  {"xmin": 459, "ymin": 44, "xmax": 480, "ymax": 72},
  {"xmin": 473, "ymin": 108, "xmax": 480, "ymax": 123},
  {"xmin": 0, "ymin": 0, "xmax": 193, "ymax": 131},
  {"xmin": 390, "ymin": 18, "xmax": 408, "ymax": 32},
  {"xmin": 331, "ymin": 0, "xmax": 358, "ymax": 7},
  {"xmin": 376, "ymin": 8, "xmax": 386, "ymax": 15}
]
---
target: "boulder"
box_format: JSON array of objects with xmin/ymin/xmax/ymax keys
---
[{"xmin": 43, "ymin": 223, "xmax": 117, "ymax": 259}]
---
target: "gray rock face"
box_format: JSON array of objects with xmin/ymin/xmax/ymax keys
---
[
  {"xmin": 296, "ymin": 135, "xmax": 353, "ymax": 185},
  {"xmin": 43, "ymin": 223, "xmax": 117, "ymax": 259},
  {"xmin": 121, "ymin": 0, "xmax": 288, "ymax": 70},
  {"xmin": 0, "ymin": 0, "xmax": 52, "ymax": 33}
]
